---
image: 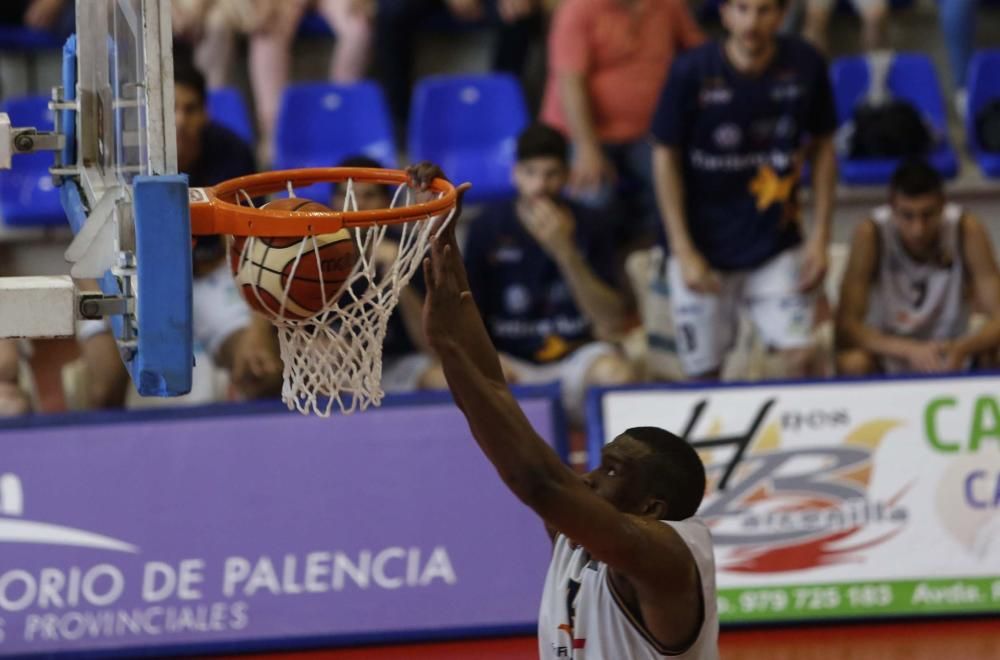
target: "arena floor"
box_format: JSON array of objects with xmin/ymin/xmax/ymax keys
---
[{"xmin": 218, "ymin": 619, "xmax": 1000, "ymax": 659}]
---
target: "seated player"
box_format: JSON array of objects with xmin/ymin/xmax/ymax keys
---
[
  {"xmin": 413, "ymin": 163, "xmax": 719, "ymax": 659},
  {"xmin": 836, "ymin": 160, "xmax": 1000, "ymax": 375},
  {"xmin": 462, "ymin": 123, "xmax": 635, "ymax": 418},
  {"xmin": 0, "ymin": 339, "xmax": 30, "ymax": 417},
  {"xmin": 331, "ymin": 155, "xmax": 440, "ymax": 392},
  {"xmin": 76, "ymin": 58, "xmax": 282, "ymax": 408}
]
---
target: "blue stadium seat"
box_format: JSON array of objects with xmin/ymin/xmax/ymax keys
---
[
  {"xmin": 0, "ymin": 25, "xmax": 62, "ymax": 51},
  {"xmin": 296, "ymin": 10, "xmax": 334, "ymax": 38},
  {"xmin": 0, "ymin": 95, "xmax": 65, "ymax": 227},
  {"xmin": 831, "ymin": 53, "xmax": 958, "ymax": 185},
  {"xmin": 207, "ymin": 87, "xmax": 254, "ymax": 146},
  {"xmin": 408, "ymin": 74, "xmax": 528, "ymax": 203},
  {"xmin": 273, "ymin": 81, "xmax": 397, "ymax": 203},
  {"xmin": 966, "ymin": 50, "xmax": 1000, "ymax": 178}
]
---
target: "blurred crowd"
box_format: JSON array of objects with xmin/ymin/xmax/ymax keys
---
[{"xmin": 1, "ymin": 0, "xmax": 999, "ymax": 424}]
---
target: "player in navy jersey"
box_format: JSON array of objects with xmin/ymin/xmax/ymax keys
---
[
  {"xmin": 650, "ymin": 0, "xmax": 837, "ymax": 380},
  {"xmin": 463, "ymin": 124, "xmax": 635, "ymax": 419}
]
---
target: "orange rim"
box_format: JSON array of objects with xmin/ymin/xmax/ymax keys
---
[{"xmin": 189, "ymin": 167, "xmax": 458, "ymax": 237}]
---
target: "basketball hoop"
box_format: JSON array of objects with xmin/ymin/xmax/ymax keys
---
[{"xmin": 189, "ymin": 167, "xmax": 458, "ymax": 416}]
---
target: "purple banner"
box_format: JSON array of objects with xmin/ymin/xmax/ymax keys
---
[{"xmin": 0, "ymin": 392, "xmax": 559, "ymax": 656}]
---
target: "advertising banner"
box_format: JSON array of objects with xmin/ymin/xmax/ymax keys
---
[
  {"xmin": 0, "ymin": 389, "xmax": 560, "ymax": 656},
  {"xmin": 591, "ymin": 375, "xmax": 1000, "ymax": 623}
]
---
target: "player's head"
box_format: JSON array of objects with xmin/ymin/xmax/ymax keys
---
[
  {"xmin": 721, "ymin": 0, "xmax": 787, "ymax": 56},
  {"xmin": 332, "ymin": 155, "xmax": 392, "ymax": 211},
  {"xmin": 584, "ymin": 427, "xmax": 706, "ymax": 521},
  {"xmin": 889, "ymin": 159, "xmax": 946, "ymax": 260},
  {"xmin": 513, "ymin": 123, "xmax": 569, "ymax": 201},
  {"xmin": 173, "ymin": 53, "xmax": 208, "ymax": 170}
]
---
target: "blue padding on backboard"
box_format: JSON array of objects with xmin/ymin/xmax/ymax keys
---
[
  {"xmin": 59, "ymin": 173, "xmax": 86, "ymax": 234},
  {"xmin": 61, "ymin": 35, "xmax": 76, "ymax": 169},
  {"xmin": 132, "ymin": 175, "xmax": 193, "ymax": 396}
]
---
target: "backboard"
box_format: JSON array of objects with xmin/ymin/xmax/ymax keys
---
[{"xmin": 63, "ymin": 0, "xmax": 193, "ymax": 396}]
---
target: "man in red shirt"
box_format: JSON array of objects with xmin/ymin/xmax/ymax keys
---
[{"xmin": 541, "ymin": 0, "xmax": 705, "ymax": 248}]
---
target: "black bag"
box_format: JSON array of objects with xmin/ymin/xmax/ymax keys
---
[
  {"xmin": 848, "ymin": 100, "xmax": 933, "ymax": 159},
  {"xmin": 975, "ymin": 99, "xmax": 1000, "ymax": 153}
]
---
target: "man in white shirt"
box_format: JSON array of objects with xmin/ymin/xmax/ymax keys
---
[{"xmin": 413, "ymin": 163, "xmax": 719, "ymax": 659}]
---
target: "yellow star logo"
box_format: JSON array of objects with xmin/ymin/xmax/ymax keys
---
[
  {"xmin": 748, "ymin": 165, "xmax": 796, "ymax": 212},
  {"xmin": 535, "ymin": 335, "xmax": 571, "ymax": 363}
]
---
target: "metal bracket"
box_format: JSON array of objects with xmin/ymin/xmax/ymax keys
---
[
  {"xmin": 64, "ymin": 185, "xmax": 124, "ymax": 278},
  {"xmin": 77, "ymin": 292, "xmax": 133, "ymax": 320},
  {"xmin": 0, "ymin": 110, "xmax": 66, "ymax": 171},
  {"xmin": 10, "ymin": 127, "xmax": 64, "ymax": 154}
]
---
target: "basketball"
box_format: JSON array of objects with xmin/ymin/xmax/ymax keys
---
[{"xmin": 229, "ymin": 198, "xmax": 357, "ymax": 320}]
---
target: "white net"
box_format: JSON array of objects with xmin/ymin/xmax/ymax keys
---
[{"xmin": 230, "ymin": 179, "xmax": 455, "ymax": 416}]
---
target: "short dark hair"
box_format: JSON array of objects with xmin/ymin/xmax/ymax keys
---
[
  {"xmin": 337, "ymin": 155, "xmax": 384, "ymax": 169},
  {"xmin": 173, "ymin": 48, "xmax": 207, "ymax": 105},
  {"xmin": 516, "ymin": 123, "xmax": 568, "ymax": 164},
  {"xmin": 890, "ymin": 159, "xmax": 943, "ymax": 199},
  {"xmin": 625, "ymin": 427, "xmax": 706, "ymax": 520}
]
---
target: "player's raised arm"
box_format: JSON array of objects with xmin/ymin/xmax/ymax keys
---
[{"xmin": 417, "ymin": 165, "xmax": 704, "ymax": 647}]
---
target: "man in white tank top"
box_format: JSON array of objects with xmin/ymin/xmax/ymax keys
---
[
  {"xmin": 413, "ymin": 163, "xmax": 719, "ymax": 660},
  {"xmin": 836, "ymin": 159, "xmax": 1000, "ymax": 375}
]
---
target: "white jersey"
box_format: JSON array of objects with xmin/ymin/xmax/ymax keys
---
[
  {"xmin": 77, "ymin": 261, "xmax": 250, "ymax": 359},
  {"xmin": 538, "ymin": 518, "xmax": 719, "ymax": 660},
  {"xmin": 867, "ymin": 204, "xmax": 970, "ymax": 372}
]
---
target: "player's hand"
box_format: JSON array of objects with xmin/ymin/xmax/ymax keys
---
[
  {"xmin": 445, "ymin": 0, "xmax": 485, "ymax": 21},
  {"xmin": 569, "ymin": 144, "xmax": 616, "ymax": 198},
  {"xmin": 406, "ymin": 161, "xmax": 450, "ymax": 204},
  {"xmin": 678, "ymin": 250, "xmax": 721, "ymax": 295},
  {"xmin": 498, "ymin": 0, "xmax": 536, "ymax": 22},
  {"xmin": 798, "ymin": 239, "xmax": 829, "ymax": 293},
  {"xmin": 942, "ymin": 341, "xmax": 970, "ymax": 373},
  {"xmin": 518, "ymin": 197, "xmax": 575, "ymax": 262},
  {"xmin": 406, "ymin": 161, "xmax": 473, "ymax": 282},
  {"xmin": 903, "ymin": 340, "xmax": 949, "ymax": 374},
  {"xmin": 231, "ymin": 322, "xmax": 283, "ymax": 399},
  {"xmin": 422, "ymin": 220, "xmax": 475, "ymax": 352}
]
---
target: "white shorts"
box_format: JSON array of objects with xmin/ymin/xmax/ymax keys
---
[
  {"xmin": 381, "ymin": 353, "xmax": 433, "ymax": 393},
  {"xmin": 668, "ymin": 248, "xmax": 815, "ymax": 377},
  {"xmin": 76, "ymin": 263, "xmax": 251, "ymax": 360},
  {"xmin": 503, "ymin": 341, "xmax": 619, "ymax": 419}
]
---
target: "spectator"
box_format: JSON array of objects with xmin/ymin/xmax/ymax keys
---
[
  {"xmin": 462, "ymin": 124, "xmax": 635, "ymax": 418},
  {"xmin": 650, "ymin": 0, "xmax": 837, "ymax": 381},
  {"xmin": 797, "ymin": 0, "xmax": 889, "ymax": 54},
  {"xmin": 939, "ymin": 0, "xmax": 976, "ymax": 115},
  {"xmin": 540, "ymin": 0, "xmax": 704, "ymax": 249},
  {"xmin": 76, "ymin": 59, "xmax": 283, "ymax": 408},
  {"xmin": 331, "ymin": 156, "xmax": 442, "ymax": 392},
  {"xmin": 376, "ymin": 0, "xmax": 543, "ymax": 126},
  {"xmin": 173, "ymin": 0, "xmax": 373, "ymax": 162},
  {"xmin": 0, "ymin": 340, "xmax": 30, "ymax": 417},
  {"xmin": 836, "ymin": 160, "xmax": 1000, "ymax": 375}
]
